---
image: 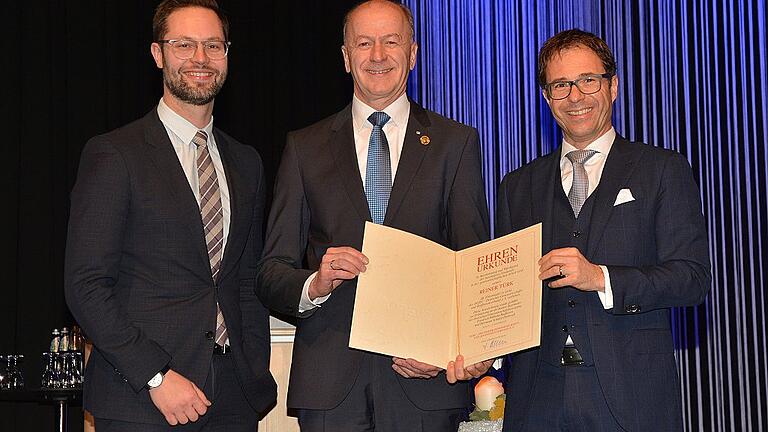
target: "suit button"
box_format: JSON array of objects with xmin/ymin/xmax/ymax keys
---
[
  {"xmin": 568, "ymin": 299, "xmax": 576, "ymax": 307},
  {"xmin": 625, "ymin": 304, "xmax": 641, "ymax": 313},
  {"xmin": 205, "ymin": 331, "xmax": 215, "ymax": 340},
  {"xmin": 562, "ymin": 325, "xmax": 568, "ymax": 333},
  {"xmin": 573, "ymin": 231, "xmax": 581, "ymax": 238}
]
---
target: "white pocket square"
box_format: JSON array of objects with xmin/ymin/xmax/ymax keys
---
[{"xmin": 613, "ymin": 188, "xmax": 635, "ymax": 206}]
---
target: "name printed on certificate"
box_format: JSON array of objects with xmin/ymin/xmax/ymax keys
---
[{"xmin": 349, "ymin": 222, "xmax": 542, "ymax": 367}]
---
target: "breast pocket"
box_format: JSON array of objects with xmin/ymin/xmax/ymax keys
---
[{"xmin": 603, "ymin": 198, "xmax": 646, "ymax": 246}]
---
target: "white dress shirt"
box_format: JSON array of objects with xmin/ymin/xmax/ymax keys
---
[
  {"xmin": 559, "ymin": 127, "xmax": 616, "ymax": 310},
  {"xmin": 298, "ymin": 94, "xmax": 411, "ymax": 313},
  {"xmin": 156, "ymin": 98, "xmax": 231, "ymax": 254}
]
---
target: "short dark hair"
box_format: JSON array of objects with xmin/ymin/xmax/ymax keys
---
[
  {"xmin": 343, "ymin": 0, "xmax": 415, "ymax": 43},
  {"xmin": 153, "ymin": 0, "xmax": 229, "ymax": 41},
  {"xmin": 537, "ymin": 29, "xmax": 616, "ymax": 87}
]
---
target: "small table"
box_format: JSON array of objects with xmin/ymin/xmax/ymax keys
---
[{"xmin": 0, "ymin": 388, "xmax": 82, "ymax": 432}]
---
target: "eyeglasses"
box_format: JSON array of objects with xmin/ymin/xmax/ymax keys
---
[
  {"xmin": 544, "ymin": 73, "xmax": 613, "ymax": 100},
  {"xmin": 156, "ymin": 39, "xmax": 231, "ymax": 60}
]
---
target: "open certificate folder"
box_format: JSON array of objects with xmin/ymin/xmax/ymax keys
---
[{"xmin": 349, "ymin": 222, "xmax": 542, "ymax": 367}]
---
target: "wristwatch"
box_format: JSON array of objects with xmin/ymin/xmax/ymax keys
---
[{"xmin": 146, "ymin": 364, "xmax": 171, "ymax": 390}]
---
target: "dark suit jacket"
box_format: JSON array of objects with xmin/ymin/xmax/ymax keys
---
[
  {"xmin": 496, "ymin": 136, "xmax": 710, "ymax": 431},
  {"xmin": 64, "ymin": 109, "xmax": 277, "ymax": 424},
  {"xmin": 257, "ymin": 101, "xmax": 490, "ymax": 410}
]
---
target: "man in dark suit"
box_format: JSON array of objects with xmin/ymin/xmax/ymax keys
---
[
  {"xmin": 64, "ymin": 1, "xmax": 276, "ymax": 430},
  {"xmin": 257, "ymin": 1, "xmax": 493, "ymax": 430},
  {"xmin": 497, "ymin": 29, "xmax": 711, "ymax": 431}
]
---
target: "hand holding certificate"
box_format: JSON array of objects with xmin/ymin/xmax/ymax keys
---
[{"xmin": 349, "ymin": 222, "xmax": 542, "ymax": 367}]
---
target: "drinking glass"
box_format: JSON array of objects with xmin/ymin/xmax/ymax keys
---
[{"xmin": 0, "ymin": 355, "xmax": 7, "ymax": 390}]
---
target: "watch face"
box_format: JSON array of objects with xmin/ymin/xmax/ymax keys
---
[{"xmin": 148, "ymin": 372, "xmax": 163, "ymax": 388}]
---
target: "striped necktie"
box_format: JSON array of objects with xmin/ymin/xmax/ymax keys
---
[
  {"xmin": 565, "ymin": 149, "xmax": 598, "ymax": 218},
  {"xmin": 193, "ymin": 130, "xmax": 228, "ymax": 347}
]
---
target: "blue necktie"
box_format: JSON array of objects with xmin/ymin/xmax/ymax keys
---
[{"xmin": 365, "ymin": 112, "xmax": 392, "ymax": 224}]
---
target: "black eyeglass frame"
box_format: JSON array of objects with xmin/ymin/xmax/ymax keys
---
[{"xmin": 543, "ymin": 73, "xmax": 614, "ymax": 100}]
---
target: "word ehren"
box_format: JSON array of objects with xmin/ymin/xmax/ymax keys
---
[{"xmin": 476, "ymin": 245, "xmax": 518, "ymax": 272}]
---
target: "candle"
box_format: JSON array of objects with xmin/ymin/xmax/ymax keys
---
[{"xmin": 474, "ymin": 376, "xmax": 504, "ymax": 411}]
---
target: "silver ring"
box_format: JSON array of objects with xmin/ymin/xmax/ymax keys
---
[
  {"xmin": 330, "ymin": 260, "xmax": 337, "ymax": 270},
  {"xmin": 558, "ymin": 265, "xmax": 564, "ymax": 277}
]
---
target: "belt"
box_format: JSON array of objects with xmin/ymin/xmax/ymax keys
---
[
  {"xmin": 561, "ymin": 346, "xmax": 584, "ymax": 366},
  {"xmin": 213, "ymin": 343, "xmax": 230, "ymax": 355}
]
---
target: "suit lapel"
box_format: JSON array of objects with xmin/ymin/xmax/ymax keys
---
[
  {"xmin": 142, "ymin": 111, "xmax": 210, "ymax": 274},
  {"xmin": 534, "ymin": 147, "xmax": 562, "ymax": 254},
  {"xmin": 384, "ymin": 101, "xmax": 431, "ymax": 224},
  {"xmin": 530, "ymin": 148, "xmax": 562, "ymax": 328},
  {"xmin": 329, "ymin": 105, "xmax": 373, "ymax": 222},
  {"xmin": 585, "ymin": 136, "xmax": 641, "ymax": 258},
  {"xmin": 214, "ymin": 130, "xmax": 243, "ymax": 281}
]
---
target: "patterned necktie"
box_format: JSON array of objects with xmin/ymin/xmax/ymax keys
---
[
  {"xmin": 565, "ymin": 149, "xmax": 598, "ymax": 218},
  {"xmin": 193, "ymin": 130, "xmax": 228, "ymax": 346},
  {"xmin": 365, "ymin": 112, "xmax": 392, "ymax": 224}
]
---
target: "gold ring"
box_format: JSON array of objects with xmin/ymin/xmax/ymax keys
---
[{"xmin": 558, "ymin": 266, "xmax": 564, "ymax": 277}]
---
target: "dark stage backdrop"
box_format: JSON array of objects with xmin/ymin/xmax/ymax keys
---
[
  {"xmin": 5, "ymin": 0, "xmax": 767, "ymax": 431},
  {"xmin": 2, "ymin": 1, "xmax": 357, "ymax": 430},
  {"xmin": 404, "ymin": 0, "xmax": 767, "ymax": 431}
]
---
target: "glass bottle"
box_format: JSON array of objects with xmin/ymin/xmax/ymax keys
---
[
  {"xmin": 60, "ymin": 328, "xmax": 70, "ymax": 352},
  {"xmin": 50, "ymin": 329, "xmax": 61, "ymax": 353},
  {"xmin": 71, "ymin": 326, "xmax": 82, "ymax": 352}
]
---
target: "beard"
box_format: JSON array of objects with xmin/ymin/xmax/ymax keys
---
[{"xmin": 162, "ymin": 64, "xmax": 227, "ymax": 106}]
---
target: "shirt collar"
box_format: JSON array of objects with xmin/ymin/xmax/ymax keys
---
[
  {"xmin": 561, "ymin": 127, "xmax": 616, "ymax": 162},
  {"xmin": 351, "ymin": 93, "xmax": 410, "ymax": 132},
  {"xmin": 156, "ymin": 98, "xmax": 215, "ymax": 147}
]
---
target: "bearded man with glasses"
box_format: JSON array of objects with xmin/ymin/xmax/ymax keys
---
[
  {"xmin": 65, "ymin": 1, "xmax": 276, "ymax": 430},
  {"xmin": 496, "ymin": 29, "xmax": 710, "ymax": 431}
]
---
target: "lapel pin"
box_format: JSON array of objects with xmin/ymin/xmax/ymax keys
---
[{"xmin": 420, "ymin": 135, "xmax": 431, "ymax": 145}]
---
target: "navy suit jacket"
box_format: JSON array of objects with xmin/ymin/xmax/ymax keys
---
[
  {"xmin": 258, "ymin": 101, "xmax": 490, "ymax": 411},
  {"xmin": 496, "ymin": 136, "xmax": 710, "ymax": 431},
  {"xmin": 65, "ymin": 109, "xmax": 277, "ymax": 424}
]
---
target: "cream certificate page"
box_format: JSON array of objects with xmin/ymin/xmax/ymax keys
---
[
  {"xmin": 349, "ymin": 222, "xmax": 542, "ymax": 367},
  {"xmin": 455, "ymin": 223, "xmax": 542, "ymax": 365}
]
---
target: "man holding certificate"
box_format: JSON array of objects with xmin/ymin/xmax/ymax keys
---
[
  {"xmin": 496, "ymin": 29, "xmax": 711, "ymax": 431},
  {"xmin": 258, "ymin": 0, "xmax": 493, "ymax": 430}
]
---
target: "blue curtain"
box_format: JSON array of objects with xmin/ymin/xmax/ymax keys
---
[{"xmin": 404, "ymin": 0, "xmax": 768, "ymax": 430}]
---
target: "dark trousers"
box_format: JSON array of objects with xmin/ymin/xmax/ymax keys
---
[
  {"xmin": 521, "ymin": 361, "xmax": 624, "ymax": 432},
  {"xmin": 296, "ymin": 354, "xmax": 463, "ymax": 432},
  {"xmin": 95, "ymin": 354, "xmax": 258, "ymax": 432}
]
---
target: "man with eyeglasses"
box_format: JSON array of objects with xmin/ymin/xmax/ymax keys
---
[
  {"xmin": 65, "ymin": 0, "xmax": 276, "ymax": 430},
  {"xmin": 497, "ymin": 29, "xmax": 710, "ymax": 431}
]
